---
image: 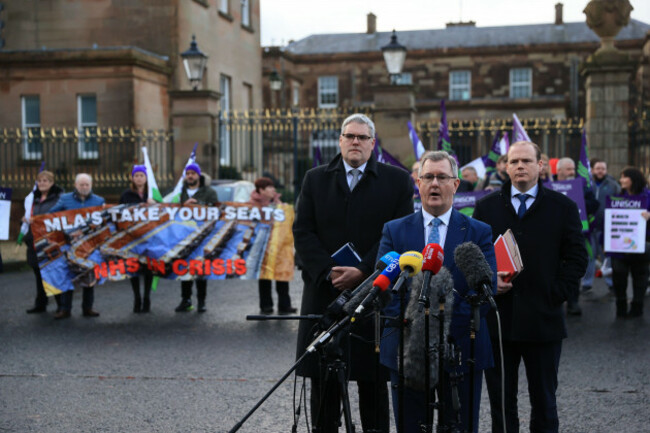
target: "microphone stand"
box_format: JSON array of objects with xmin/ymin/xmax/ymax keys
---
[
  {"xmin": 395, "ymin": 277, "xmax": 408, "ymax": 433},
  {"xmin": 434, "ymin": 291, "xmax": 446, "ymax": 433},
  {"xmin": 464, "ymin": 293, "xmax": 484, "ymax": 433},
  {"xmin": 421, "ymin": 295, "xmax": 433, "ymax": 433}
]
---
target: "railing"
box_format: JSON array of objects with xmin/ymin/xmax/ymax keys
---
[
  {"xmin": 630, "ymin": 106, "xmax": 650, "ymax": 173},
  {"xmin": 0, "ymin": 127, "xmax": 174, "ymax": 197}
]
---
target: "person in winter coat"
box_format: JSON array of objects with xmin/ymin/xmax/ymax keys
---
[
  {"xmin": 119, "ymin": 165, "xmax": 156, "ymax": 313},
  {"xmin": 249, "ymin": 177, "xmax": 296, "ymax": 314},
  {"xmin": 24, "ymin": 170, "xmax": 63, "ymax": 313}
]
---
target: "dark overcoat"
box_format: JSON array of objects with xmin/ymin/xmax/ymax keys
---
[
  {"xmin": 472, "ymin": 179, "xmax": 587, "ymax": 342},
  {"xmin": 293, "ymin": 152, "xmax": 413, "ymax": 380},
  {"xmin": 25, "ymin": 184, "xmax": 64, "ymax": 268}
]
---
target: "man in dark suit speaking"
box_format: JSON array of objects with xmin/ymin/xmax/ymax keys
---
[
  {"xmin": 473, "ymin": 141, "xmax": 587, "ymax": 433},
  {"xmin": 293, "ymin": 113, "xmax": 413, "ymax": 432},
  {"xmin": 377, "ymin": 150, "xmax": 497, "ymax": 432}
]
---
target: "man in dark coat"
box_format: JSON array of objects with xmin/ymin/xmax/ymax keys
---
[
  {"xmin": 293, "ymin": 113, "xmax": 413, "ymax": 433},
  {"xmin": 473, "ymin": 141, "xmax": 587, "ymax": 433}
]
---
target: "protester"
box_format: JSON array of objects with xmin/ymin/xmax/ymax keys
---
[
  {"xmin": 611, "ymin": 167, "xmax": 650, "ymax": 318},
  {"xmin": 119, "ymin": 165, "xmax": 155, "ymax": 313},
  {"xmin": 174, "ymin": 162, "xmax": 218, "ymax": 313},
  {"xmin": 461, "ymin": 165, "xmax": 484, "ymax": 191},
  {"xmin": 484, "ymin": 154, "xmax": 508, "ymax": 190},
  {"xmin": 293, "ymin": 113, "xmax": 413, "ymax": 433},
  {"xmin": 49, "ymin": 173, "xmax": 105, "ymax": 319},
  {"xmin": 378, "ymin": 150, "xmax": 496, "ymax": 433},
  {"xmin": 555, "ymin": 157, "xmax": 599, "ymax": 316},
  {"xmin": 23, "ymin": 170, "xmax": 63, "ymax": 314},
  {"xmin": 473, "ymin": 141, "xmax": 587, "ymax": 433},
  {"xmin": 586, "ymin": 158, "xmax": 620, "ymax": 294},
  {"xmin": 540, "ymin": 153, "xmax": 553, "ymax": 183},
  {"xmin": 249, "ymin": 177, "xmax": 296, "ymax": 314}
]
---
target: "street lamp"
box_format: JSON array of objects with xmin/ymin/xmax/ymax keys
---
[
  {"xmin": 381, "ymin": 30, "xmax": 407, "ymax": 85},
  {"xmin": 269, "ymin": 69, "xmax": 282, "ymax": 91},
  {"xmin": 180, "ymin": 35, "xmax": 208, "ymax": 90}
]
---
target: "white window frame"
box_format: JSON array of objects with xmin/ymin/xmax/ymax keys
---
[
  {"xmin": 510, "ymin": 68, "xmax": 532, "ymax": 99},
  {"xmin": 220, "ymin": 75, "xmax": 232, "ymax": 166},
  {"xmin": 21, "ymin": 95, "xmax": 42, "ymax": 160},
  {"xmin": 77, "ymin": 94, "xmax": 98, "ymax": 159},
  {"xmin": 219, "ymin": 0, "xmax": 229, "ymax": 14},
  {"xmin": 318, "ymin": 76, "xmax": 338, "ymax": 108},
  {"xmin": 241, "ymin": 0, "xmax": 250, "ymax": 27},
  {"xmin": 449, "ymin": 70, "xmax": 471, "ymax": 101}
]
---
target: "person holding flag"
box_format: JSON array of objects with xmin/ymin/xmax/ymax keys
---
[
  {"xmin": 165, "ymin": 143, "xmax": 198, "ymax": 204},
  {"xmin": 119, "ymin": 165, "xmax": 156, "ymax": 313},
  {"xmin": 23, "ymin": 170, "xmax": 63, "ymax": 313}
]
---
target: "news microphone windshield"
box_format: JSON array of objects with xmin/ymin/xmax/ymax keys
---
[
  {"xmin": 404, "ymin": 267, "xmax": 454, "ymax": 390},
  {"xmin": 391, "ymin": 251, "xmax": 423, "ymax": 295},
  {"xmin": 350, "ymin": 257, "xmax": 401, "ymax": 320},
  {"xmin": 417, "ymin": 243, "xmax": 444, "ymax": 311},
  {"xmin": 453, "ymin": 242, "xmax": 497, "ymax": 309}
]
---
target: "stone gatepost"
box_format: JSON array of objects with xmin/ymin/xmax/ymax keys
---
[
  {"xmin": 372, "ymin": 85, "xmax": 416, "ymax": 163},
  {"xmin": 581, "ymin": 0, "xmax": 636, "ymax": 176},
  {"xmin": 169, "ymin": 90, "xmax": 221, "ymax": 178}
]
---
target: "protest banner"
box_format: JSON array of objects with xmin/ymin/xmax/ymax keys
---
[
  {"xmin": 0, "ymin": 187, "xmax": 11, "ymax": 240},
  {"xmin": 604, "ymin": 195, "xmax": 647, "ymax": 254},
  {"xmin": 30, "ymin": 202, "xmax": 295, "ymax": 295},
  {"xmin": 546, "ymin": 179, "xmax": 589, "ymax": 232},
  {"xmin": 453, "ymin": 191, "xmax": 489, "ymax": 218}
]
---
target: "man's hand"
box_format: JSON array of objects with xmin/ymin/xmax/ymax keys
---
[
  {"xmin": 496, "ymin": 271, "xmax": 513, "ymax": 295},
  {"xmin": 330, "ymin": 266, "xmax": 364, "ymax": 291},
  {"xmin": 183, "ymin": 198, "xmax": 198, "ymax": 206}
]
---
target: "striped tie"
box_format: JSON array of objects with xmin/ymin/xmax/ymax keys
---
[{"xmin": 428, "ymin": 218, "xmax": 441, "ymax": 245}]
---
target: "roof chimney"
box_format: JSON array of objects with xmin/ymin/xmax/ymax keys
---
[
  {"xmin": 367, "ymin": 12, "xmax": 376, "ymax": 34},
  {"xmin": 555, "ymin": 3, "xmax": 563, "ymax": 25}
]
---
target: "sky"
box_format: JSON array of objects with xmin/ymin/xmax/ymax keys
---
[{"xmin": 260, "ymin": 0, "xmax": 650, "ymax": 46}]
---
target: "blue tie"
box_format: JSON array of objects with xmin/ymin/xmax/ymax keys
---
[
  {"xmin": 517, "ymin": 194, "xmax": 530, "ymax": 219},
  {"xmin": 428, "ymin": 218, "xmax": 441, "ymax": 245}
]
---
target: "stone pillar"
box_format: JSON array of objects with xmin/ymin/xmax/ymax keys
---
[
  {"xmin": 372, "ymin": 84, "xmax": 416, "ymax": 163},
  {"xmin": 582, "ymin": 0, "xmax": 635, "ymax": 176},
  {"xmin": 169, "ymin": 90, "xmax": 221, "ymax": 178}
]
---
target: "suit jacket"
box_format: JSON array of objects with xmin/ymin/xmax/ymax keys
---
[
  {"xmin": 293, "ymin": 152, "xmax": 414, "ymax": 380},
  {"xmin": 472, "ymin": 179, "xmax": 587, "ymax": 342},
  {"xmin": 377, "ymin": 208, "xmax": 497, "ymax": 373}
]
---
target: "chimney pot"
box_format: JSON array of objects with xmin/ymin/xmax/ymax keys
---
[
  {"xmin": 367, "ymin": 12, "xmax": 376, "ymax": 34},
  {"xmin": 555, "ymin": 3, "xmax": 563, "ymax": 25}
]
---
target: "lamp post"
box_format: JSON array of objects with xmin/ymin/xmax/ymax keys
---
[
  {"xmin": 180, "ymin": 35, "xmax": 208, "ymax": 90},
  {"xmin": 381, "ymin": 30, "xmax": 407, "ymax": 85},
  {"xmin": 269, "ymin": 69, "xmax": 283, "ymax": 108}
]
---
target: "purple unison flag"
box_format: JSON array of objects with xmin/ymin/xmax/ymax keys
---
[
  {"xmin": 482, "ymin": 131, "xmax": 502, "ymax": 175},
  {"xmin": 512, "ymin": 113, "xmax": 531, "ymax": 143},
  {"xmin": 546, "ymin": 179, "xmax": 589, "ymax": 232},
  {"xmin": 578, "ymin": 129, "xmax": 592, "ymax": 188},
  {"xmin": 313, "ymin": 145, "xmax": 323, "ymax": 168},
  {"xmin": 437, "ymin": 100, "xmax": 460, "ymax": 167},
  {"xmin": 375, "ymin": 138, "xmax": 408, "ymax": 171},
  {"xmin": 408, "ymin": 121, "xmax": 426, "ymax": 160}
]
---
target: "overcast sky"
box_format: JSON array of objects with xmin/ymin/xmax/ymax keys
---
[{"xmin": 261, "ymin": 0, "xmax": 650, "ymax": 46}]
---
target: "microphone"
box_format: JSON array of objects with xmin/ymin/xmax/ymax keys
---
[
  {"xmin": 453, "ymin": 242, "xmax": 497, "ymax": 309},
  {"xmin": 320, "ymin": 251, "xmax": 399, "ymax": 327},
  {"xmin": 340, "ymin": 251, "xmax": 399, "ymax": 317},
  {"xmin": 391, "ymin": 251, "xmax": 424, "ymax": 295},
  {"xmin": 417, "ymin": 243, "xmax": 445, "ymax": 311},
  {"xmin": 350, "ymin": 257, "xmax": 401, "ymax": 320},
  {"xmin": 404, "ymin": 267, "xmax": 454, "ymax": 390}
]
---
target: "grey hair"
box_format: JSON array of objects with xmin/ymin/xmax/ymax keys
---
[
  {"xmin": 75, "ymin": 173, "xmax": 93, "ymax": 185},
  {"xmin": 419, "ymin": 151, "xmax": 458, "ymax": 177},
  {"xmin": 461, "ymin": 166, "xmax": 477, "ymax": 175},
  {"xmin": 556, "ymin": 157, "xmax": 575, "ymax": 170},
  {"xmin": 341, "ymin": 113, "xmax": 376, "ymax": 138}
]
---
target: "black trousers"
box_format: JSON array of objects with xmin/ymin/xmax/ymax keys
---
[
  {"xmin": 180, "ymin": 279, "xmax": 207, "ymax": 302},
  {"xmin": 310, "ymin": 377, "xmax": 389, "ymax": 433},
  {"xmin": 485, "ymin": 340, "xmax": 562, "ymax": 433},
  {"xmin": 612, "ymin": 255, "xmax": 649, "ymax": 306},
  {"xmin": 130, "ymin": 271, "xmax": 153, "ymax": 301},
  {"xmin": 258, "ymin": 279, "xmax": 292, "ymax": 310}
]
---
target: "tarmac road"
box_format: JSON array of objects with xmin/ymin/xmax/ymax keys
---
[{"xmin": 0, "ymin": 269, "xmax": 648, "ymax": 432}]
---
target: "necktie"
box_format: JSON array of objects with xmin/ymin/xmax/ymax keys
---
[
  {"xmin": 349, "ymin": 169, "xmax": 361, "ymax": 191},
  {"xmin": 517, "ymin": 194, "xmax": 530, "ymax": 219},
  {"xmin": 428, "ymin": 217, "xmax": 441, "ymax": 245}
]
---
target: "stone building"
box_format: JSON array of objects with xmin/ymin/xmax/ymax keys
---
[
  {"xmin": 262, "ymin": 4, "xmax": 649, "ymax": 165},
  {"xmin": 0, "ymin": 0, "xmax": 263, "ymax": 182}
]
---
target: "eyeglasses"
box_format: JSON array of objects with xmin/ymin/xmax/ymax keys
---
[
  {"xmin": 419, "ymin": 174, "xmax": 457, "ymax": 185},
  {"xmin": 341, "ymin": 133, "xmax": 373, "ymax": 142}
]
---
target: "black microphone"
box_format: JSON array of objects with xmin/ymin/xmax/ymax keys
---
[
  {"xmin": 453, "ymin": 242, "xmax": 497, "ymax": 309},
  {"xmin": 403, "ymin": 267, "xmax": 454, "ymax": 391}
]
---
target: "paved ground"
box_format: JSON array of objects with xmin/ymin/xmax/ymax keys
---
[{"xmin": 0, "ymin": 269, "xmax": 648, "ymax": 433}]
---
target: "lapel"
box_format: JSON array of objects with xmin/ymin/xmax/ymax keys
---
[
  {"xmin": 443, "ymin": 209, "xmax": 468, "ymax": 269},
  {"xmin": 326, "ymin": 154, "xmax": 351, "ymax": 195}
]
